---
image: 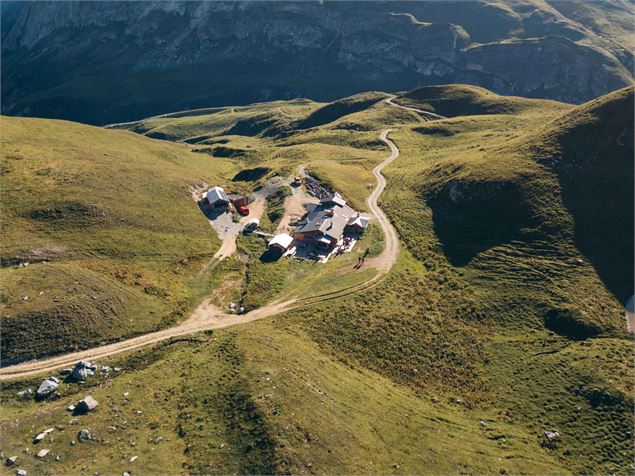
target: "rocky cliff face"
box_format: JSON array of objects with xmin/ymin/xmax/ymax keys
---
[{"xmin": 2, "ymin": 0, "xmax": 632, "ymax": 124}]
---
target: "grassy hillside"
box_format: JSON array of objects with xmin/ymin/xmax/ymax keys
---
[
  {"xmin": 1, "ymin": 85, "xmax": 632, "ymax": 475},
  {"xmin": 0, "ymin": 116, "xmax": 236, "ymax": 363},
  {"xmin": 0, "ymin": 320, "xmax": 567, "ymax": 476},
  {"xmin": 393, "ymin": 84, "xmax": 572, "ymax": 117},
  {"xmin": 522, "ymin": 86, "xmax": 634, "ymax": 303}
]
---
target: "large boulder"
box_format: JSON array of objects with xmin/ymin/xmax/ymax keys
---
[
  {"xmin": 36, "ymin": 377, "xmax": 59, "ymax": 398},
  {"xmin": 70, "ymin": 361, "xmax": 96, "ymax": 381},
  {"xmin": 75, "ymin": 396, "xmax": 99, "ymax": 413}
]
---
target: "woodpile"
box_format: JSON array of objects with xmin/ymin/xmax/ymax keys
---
[{"xmin": 303, "ymin": 173, "xmax": 330, "ymax": 199}]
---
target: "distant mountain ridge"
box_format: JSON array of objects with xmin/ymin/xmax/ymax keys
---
[{"xmin": 2, "ymin": 0, "xmax": 633, "ymax": 125}]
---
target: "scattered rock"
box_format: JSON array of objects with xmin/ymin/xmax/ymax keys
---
[
  {"xmin": 17, "ymin": 388, "xmax": 33, "ymax": 400},
  {"xmin": 67, "ymin": 405, "xmax": 76, "ymax": 412},
  {"xmin": 36, "ymin": 377, "xmax": 59, "ymax": 398},
  {"xmin": 229, "ymin": 302, "xmax": 236, "ymax": 309},
  {"xmin": 150, "ymin": 436, "xmax": 163, "ymax": 444},
  {"xmin": 479, "ymin": 420, "xmax": 486, "ymax": 428},
  {"xmin": 123, "ymin": 472, "xmax": 130, "ymax": 476},
  {"xmin": 130, "ymin": 456, "xmax": 138, "ymax": 463},
  {"xmin": 123, "ymin": 392, "xmax": 129, "ymax": 397},
  {"xmin": 21, "ymin": 295, "xmax": 29, "ymax": 301},
  {"xmin": 113, "ymin": 367, "xmax": 121, "ymax": 372},
  {"xmin": 5, "ymin": 456, "xmax": 17, "ymax": 466},
  {"xmin": 33, "ymin": 428, "xmax": 54, "ymax": 443},
  {"xmin": 36, "ymin": 449, "xmax": 50, "ymax": 459},
  {"xmin": 540, "ymin": 430, "xmax": 561, "ymax": 449},
  {"xmin": 17, "ymin": 469, "xmax": 27, "ymax": 476},
  {"xmin": 71, "ymin": 361, "xmax": 96, "ymax": 382},
  {"xmin": 76, "ymin": 396, "xmax": 99, "ymax": 413},
  {"xmin": 78, "ymin": 429, "xmax": 93, "ymax": 442},
  {"xmin": 100, "ymin": 366, "xmax": 111, "ymax": 373}
]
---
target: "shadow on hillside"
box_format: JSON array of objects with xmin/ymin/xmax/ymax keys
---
[
  {"xmin": 259, "ymin": 249, "xmax": 282, "ymax": 263},
  {"xmin": 427, "ymin": 180, "xmax": 536, "ymax": 266},
  {"xmin": 232, "ymin": 167, "xmax": 270, "ymax": 182},
  {"xmin": 198, "ymin": 200, "xmax": 228, "ymax": 221},
  {"xmin": 552, "ymin": 128, "xmax": 634, "ymax": 304}
]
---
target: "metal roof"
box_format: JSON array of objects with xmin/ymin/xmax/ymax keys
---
[
  {"xmin": 320, "ymin": 192, "xmax": 346, "ymax": 208},
  {"xmin": 268, "ymin": 234, "xmax": 294, "ymax": 250},
  {"xmin": 206, "ymin": 186, "xmax": 229, "ymax": 204},
  {"xmin": 295, "ymin": 201, "xmax": 349, "ymax": 241}
]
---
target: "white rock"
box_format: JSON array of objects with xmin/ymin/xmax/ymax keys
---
[
  {"xmin": 36, "ymin": 377, "xmax": 59, "ymax": 398},
  {"xmin": 130, "ymin": 456, "xmax": 138, "ymax": 462},
  {"xmin": 33, "ymin": 428, "xmax": 54, "ymax": 443},
  {"xmin": 76, "ymin": 396, "xmax": 99, "ymax": 413},
  {"xmin": 17, "ymin": 388, "xmax": 33, "ymax": 400},
  {"xmin": 36, "ymin": 449, "xmax": 50, "ymax": 458}
]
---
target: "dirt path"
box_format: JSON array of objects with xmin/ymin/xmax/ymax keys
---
[
  {"xmin": 385, "ymin": 97, "xmax": 446, "ymax": 121},
  {"xmin": 0, "ymin": 130, "xmax": 404, "ymax": 380},
  {"xmin": 213, "ymin": 198, "xmax": 265, "ymax": 260},
  {"xmin": 365, "ymin": 130, "xmax": 400, "ymax": 272},
  {"xmin": 275, "ymin": 169, "xmax": 319, "ymax": 234}
]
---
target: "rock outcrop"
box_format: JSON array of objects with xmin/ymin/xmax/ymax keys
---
[{"xmin": 1, "ymin": 1, "xmax": 632, "ymax": 124}]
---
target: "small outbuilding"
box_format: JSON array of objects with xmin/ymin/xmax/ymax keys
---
[
  {"xmin": 347, "ymin": 213, "xmax": 369, "ymax": 232},
  {"xmin": 206, "ymin": 186, "xmax": 230, "ymax": 207},
  {"xmin": 268, "ymin": 234, "xmax": 294, "ymax": 253}
]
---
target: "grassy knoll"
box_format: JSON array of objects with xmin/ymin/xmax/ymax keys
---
[
  {"xmin": 0, "ymin": 116, "xmax": 236, "ymax": 362},
  {"xmin": 394, "ymin": 84, "xmax": 572, "ymax": 117}
]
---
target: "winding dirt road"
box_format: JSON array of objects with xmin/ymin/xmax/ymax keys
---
[
  {"xmin": 385, "ymin": 97, "xmax": 446, "ymax": 121},
  {"xmin": 0, "ymin": 130, "xmax": 402, "ymax": 380}
]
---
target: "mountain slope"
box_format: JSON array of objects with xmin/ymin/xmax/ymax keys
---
[
  {"xmin": 0, "ymin": 116, "xmax": 235, "ymax": 363},
  {"xmin": 0, "ymin": 86, "xmax": 632, "ymax": 475},
  {"xmin": 523, "ymin": 86, "xmax": 634, "ymax": 303},
  {"xmin": 2, "ymin": 0, "xmax": 632, "ymax": 125}
]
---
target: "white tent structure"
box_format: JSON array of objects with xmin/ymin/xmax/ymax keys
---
[{"xmin": 206, "ymin": 186, "xmax": 230, "ymax": 206}]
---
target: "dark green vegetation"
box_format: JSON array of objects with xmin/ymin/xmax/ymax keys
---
[
  {"xmin": 1, "ymin": 84, "xmax": 633, "ymax": 475},
  {"xmin": 3, "ymin": 1, "xmax": 633, "ymax": 124},
  {"xmin": 264, "ymin": 186, "xmax": 292, "ymax": 230},
  {"xmin": 0, "ymin": 117, "xmax": 235, "ymax": 362}
]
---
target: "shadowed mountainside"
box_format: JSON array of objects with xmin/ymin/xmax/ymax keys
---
[{"xmin": 2, "ymin": 0, "xmax": 633, "ymax": 125}]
